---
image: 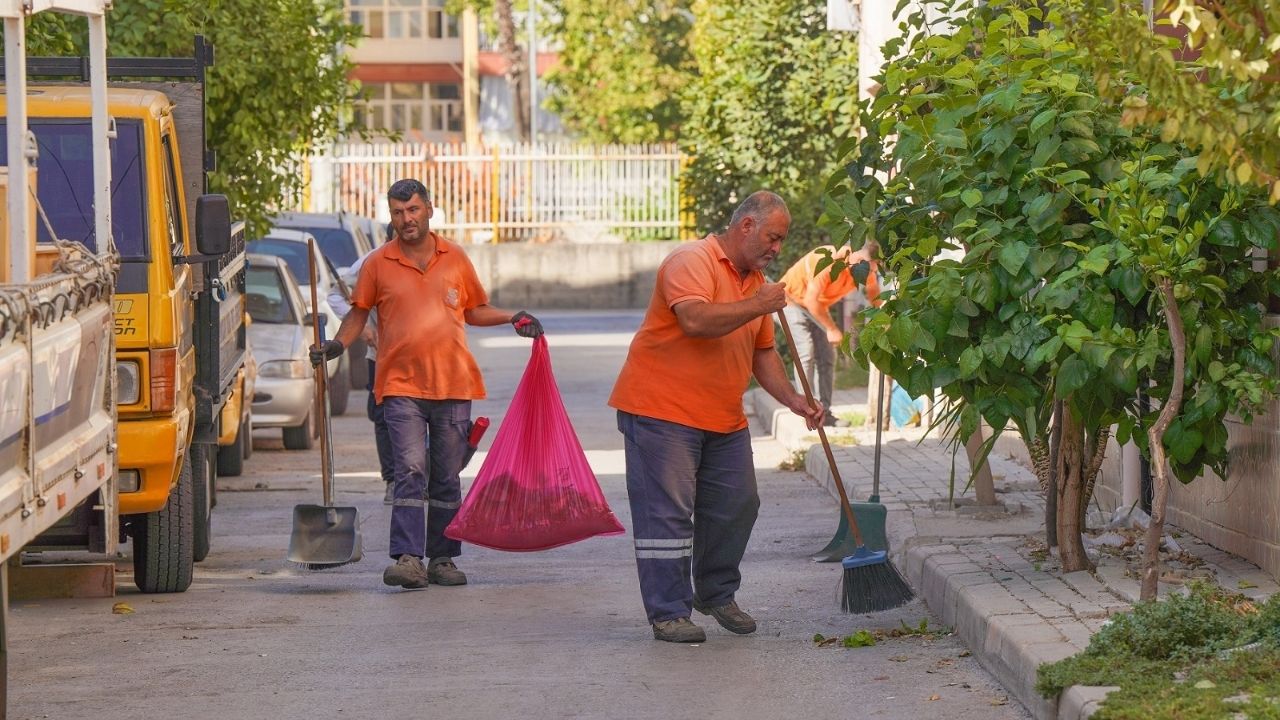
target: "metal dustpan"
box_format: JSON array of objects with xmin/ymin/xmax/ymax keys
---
[{"xmin": 288, "ymin": 239, "xmax": 363, "ymax": 569}]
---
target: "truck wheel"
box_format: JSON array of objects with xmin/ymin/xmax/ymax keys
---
[
  {"xmin": 217, "ymin": 421, "xmax": 245, "ymax": 477},
  {"xmin": 192, "ymin": 444, "xmax": 215, "ymax": 562},
  {"xmin": 329, "ymin": 361, "xmax": 350, "ymax": 416},
  {"xmin": 132, "ymin": 452, "xmax": 195, "ymax": 593},
  {"xmin": 283, "ymin": 412, "xmax": 314, "ymax": 450}
]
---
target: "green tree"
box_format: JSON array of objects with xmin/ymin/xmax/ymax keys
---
[
  {"xmin": 827, "ymin": 0, "xmax": 1280, "ymax": 576},
  {"xmin": 22, "ymin": 0, "xmax": 362, "ymax": 235},
  {"xmin": 680, "ymin": 0, "xmax": 857, "ymax": 263},
  {"xmin": 542, "ymin": 1, "xmax": 694, "ymax": 143},
  {"xmin": 1063, "ymin": 0, "xmax": 1280, "ymax": 201}
]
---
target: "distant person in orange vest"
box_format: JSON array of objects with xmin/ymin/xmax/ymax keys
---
[
  {"xmin": 610, "ymin": 190, "xmax": 823, "ymax": 643},
  {"xmin": 778, "ymin": 240, "xmax": 880, "ymax": 427}
]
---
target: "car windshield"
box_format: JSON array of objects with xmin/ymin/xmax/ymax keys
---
[
  {"xmin": 284, "ymin": 226, "xmax": 358, "ymax": 268},
  {"xmin": 245, "ymin": 266, "xmax": 297, "ymax": 324},
  {"xmin": 246, "ymin": 239, "xmax": 313, "ymax": 286},
  {"xmin": 0, "ymin": 119, "xmax": 147, "ymax": 260}
]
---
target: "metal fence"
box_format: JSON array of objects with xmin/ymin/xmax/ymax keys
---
[{"xmin": 304, "ymin": 142, "xmax": 694, "ymax": 244}]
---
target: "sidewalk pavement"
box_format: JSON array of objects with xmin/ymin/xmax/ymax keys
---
[{"xmin": 746, "ymin": 388, "xmax": 1280, "ymax": 720}]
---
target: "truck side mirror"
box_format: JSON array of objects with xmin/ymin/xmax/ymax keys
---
[{"xmin": 196, "ymin": 194, "xmax": 231, "ymax": 257}]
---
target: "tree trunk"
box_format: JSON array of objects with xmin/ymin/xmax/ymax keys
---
[
  {"xmin": 1078, "ymin": 425, "xmax": 1110, "ymax": 531},
  {"xmin": 1055, "ymin": 405, "xmax": 1092, "ymax": 572},
  {"xmin": 1141, "ymin": 278, "xmax": 1186, "ymax": 601},
  {"xmin": 965, "ymin": 429, "xmax": 998, "ymax": 506},
  {"xmin": 1046, "ymin": 400, "xmax": 1062, "ymax": 548},
  {"xmin": 493, "ymin": 0, "xmax": 530, "ymax": 141}
]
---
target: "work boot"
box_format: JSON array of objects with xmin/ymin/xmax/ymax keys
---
[
  {"xmin": 383, "ymin": 555, "xmax": 429, "ymax": 590},
  {"xmin": 694, "ymin": 599, "xmax": 757, "ymax": 635},
  {"xmin": 427, "ymin": 557, "xmax": 468, "ymax": 586},
  {"xmin": 383, "ymin": 482, "xmax": 394, "ymax": 505},
  {"xmin": 651, "ymin": 617, "xmax": 706, "ymax": 643}
]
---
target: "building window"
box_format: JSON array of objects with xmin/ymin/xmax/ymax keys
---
[
  {"xmin": 347, "ymin": 0, "xmax": 460, "ymax": 40},
  {"xmin": 357, "ymin": 82, "xmax": 464, "ymax": 135}
]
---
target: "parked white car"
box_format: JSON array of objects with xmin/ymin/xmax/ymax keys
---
[
  {"xmin": 246, "ymin": 229, "xmax": 351, "ymax": 415},
  {"xmin": 245, "ymin": 254, "xmax": 329, "ymax": 450}
]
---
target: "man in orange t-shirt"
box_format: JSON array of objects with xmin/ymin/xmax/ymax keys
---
[
  {"xmin": 609, "ymin": 191, "xmax": 823, "ymax": 643},
  {"xmin": 778, "ymin": 240, "xmax": 880, "ymax": 426},
  {"xmin": 312, "ymin": 179, "xmax": 542, "ymax": 590}
]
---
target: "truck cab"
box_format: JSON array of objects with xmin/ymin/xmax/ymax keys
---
[{"xmin": 0, "ymin": 42, "xmax": 246, "ymax": 593}]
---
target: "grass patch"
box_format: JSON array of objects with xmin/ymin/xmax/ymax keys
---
[
  {"xmin": 777, "ymin": 449, "xmax": 807, "ymax": 472},
  {"xmin": 838, "ymin": 410, "xmax": 867, "ymax": 427},
  {"xmin": 1037, "ymin": 583, "xmax": 1280, "ymax": 719}
]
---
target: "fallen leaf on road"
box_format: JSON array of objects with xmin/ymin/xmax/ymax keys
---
[
  {"xmin": 928, "ymin": 694, "xmax": 941, "ymax": 701},
  {"xmin": 873, "ymin": 676, "xmax": 890, "ymax": 681},
  {"xmin": 1194, "ymin": 680, "xmax": 1217, "ymax": 690},
  {"xmin": 958, "ymin": 650, "xmax": 972, "ymax": 657},
  {"xmin": 111, "ymin": 602, "xmax": 134, "ymax": 615},
  {"xmin": 990, "ymin": 697, "xmax": 1009, "ymax": 706},
  {"xmin": 1238, "ymin": 580, "xmax": 1258, "ymax": 589},
  {"xmin": 889, "ymin": 655, "xmax": 909, "ymax": 662}
]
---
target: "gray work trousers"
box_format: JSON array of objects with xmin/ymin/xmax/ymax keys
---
[{"xmin": 782, "ymin": 303, "xmax": 835, "ymax": 413}]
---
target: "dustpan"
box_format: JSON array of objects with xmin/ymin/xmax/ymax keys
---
[{"xmin": 287, "ymin": 239, "xmax": 363, "ymax": 569}]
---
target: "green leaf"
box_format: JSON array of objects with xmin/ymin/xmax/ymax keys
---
[
  {"xmin": 959, "ymin": 346, "xmax": 984, "ymax": 378},
  {"xmin": 961, "ymin": 188, "xmax": 983, "ymax": 207},
  {"xmin": 998, "ymin": 241, "xmax": 1031, "ymax": 276},
  {"xmin": 1029, "ymin": 109, "xmax": 1059, "ymax": 140},
  {"xmin": 1057, "ymin": 355, "xmax": 1093, "ymax": 397},
  {"xmin": 842, "ymin": 630, "xmax": 877, "ymax": 648},
  {"xmin": 1116, "ymin": 267, "xmax": 1146, "ymax": 305},
  {"xmin": 1207, "ymin": 361, "xmax": 1226, "ymax": 382}
]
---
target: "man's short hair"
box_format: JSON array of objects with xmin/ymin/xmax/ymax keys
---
[
  {"xmin": 387, "ymin": 178, "xmax": 432, "ymax": 204},
  {"xmin": 729, "ymin": 191, "xmax": 788, "ymax": 228}
]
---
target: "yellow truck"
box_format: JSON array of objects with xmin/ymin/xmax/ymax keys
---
[{"xmin": 3, "ymin": 38, "xmax": 248, "ymax": 593}]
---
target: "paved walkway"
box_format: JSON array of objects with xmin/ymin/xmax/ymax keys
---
[{"xmin": 749, "ymin": 389, "xmax": 1280, "ymax": 720}]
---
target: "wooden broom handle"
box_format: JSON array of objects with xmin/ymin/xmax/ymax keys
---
[{"xmin": 775, "ymin": 310, "xmax": 866, "ymax": 548}]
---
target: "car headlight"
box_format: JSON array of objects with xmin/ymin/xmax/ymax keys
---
[
  {"xmin": 116, "ymin": 361, "xmax": 140, "ymax": 404},
  {"xmin": 259, "ymin": 359, "xmax": 311, "ymax": 379}
]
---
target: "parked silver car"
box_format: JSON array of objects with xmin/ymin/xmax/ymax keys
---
[
  {"xmin": 246, "ymin": 229, "xmax": 351, "ymax": 415},
  {"xmin": 245, "ymin": 254, "xmax": 324, "ymax": 450}
]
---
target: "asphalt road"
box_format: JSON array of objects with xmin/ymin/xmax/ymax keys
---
[{"xmin": 8, "ymin": 311, "xmax": 1029, "ymax": 720}]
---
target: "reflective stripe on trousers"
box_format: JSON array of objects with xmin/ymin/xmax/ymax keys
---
[{"xmin": 618, "ymin": 411, "xmax": 759, "ymax": 624}]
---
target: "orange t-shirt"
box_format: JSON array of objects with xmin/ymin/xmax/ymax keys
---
[
  {"xmin": 351, "ymin": 233, "xmax": 488, "ymax": 402},
  {"xmin": 780, "ymin": 245, "xmax": 880, "ymax": 314},
  {"xmin": 609, "ymin": 234, "xmax": 774, "ymax": 433}
]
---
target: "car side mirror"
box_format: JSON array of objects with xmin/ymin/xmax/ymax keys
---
[{"xmin": 196, "ymin": 194, "xmax": 232, "ymax": 257}]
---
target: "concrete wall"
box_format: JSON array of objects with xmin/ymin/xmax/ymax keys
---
[
  {"xmin": 463, "ymin": 241, "xmax": 681, "ymax": 309},
  {"xmin": 1091, "ymin": 415, "xmax": 1280, "ymax": 580},
  {"xmin": 993, "ymin": 413, "xmax": 1280, "ymax": 581}
]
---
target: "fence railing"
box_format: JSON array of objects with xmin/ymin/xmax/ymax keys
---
[{"xmin": 304, "ymin": 142, "xmax": 695, "ymax": 243}]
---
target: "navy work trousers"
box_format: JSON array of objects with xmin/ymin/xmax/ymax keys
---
[
  {"xmin": 383, "ymin": 396, "xmax": 471, "ymax": 560},
  {"xmin": 618, "ymin": 411, "xmax": 760, "ymax": 623},
  {"xmin": 366, "ymin": 360, "xmax": 394, "ymax": 486}
]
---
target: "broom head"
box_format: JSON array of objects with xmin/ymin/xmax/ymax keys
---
[{"xmin": 841, "ymin": 546, "xmax": 914, "ymax": 613}]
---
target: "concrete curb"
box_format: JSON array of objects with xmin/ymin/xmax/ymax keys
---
[{"xmin": 747, "ymin": 387, "xmax": 1186, "ymax": 720}]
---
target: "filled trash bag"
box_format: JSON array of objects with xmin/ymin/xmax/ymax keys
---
[{"xmin": 445, "ymin": 335, "xmax": 625, "ymax": 551}]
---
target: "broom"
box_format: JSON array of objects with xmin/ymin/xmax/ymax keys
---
[{"xmin": 775, "ymin": 310, "xmax": 914, "ymax": 613}]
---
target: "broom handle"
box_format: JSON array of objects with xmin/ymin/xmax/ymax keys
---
[
  {"xmin": 776, "ymin": 310, "xmax": 866, "ymax": 548},
  {"xmin": 308, "ymin": 240, "xmax": 333, "ymax": 507},
  {"xmin": 873, "ymin": 369, "xmax": 885, "ymax": 499}
]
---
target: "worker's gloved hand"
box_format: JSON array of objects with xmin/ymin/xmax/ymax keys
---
[
  {"xmin": 511, "ymin": 311, "xmax": 544, "ymax": 338},
  {"xmin": 309, "ymin": 339, "xmax": 345, "ymax": 367}
]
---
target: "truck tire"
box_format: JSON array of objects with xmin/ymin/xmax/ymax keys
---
[
  {"xmin": 283, "ymin": 412, "xmax": 314, "ymax": 450},
  {"xmin": 217, "ymin": 419, "xmax": 245, "ymax": 477},
  {"xmin": 192, "ymin": 444, "xmax": 214, "ymax": 562},
  {"xmin": 329, "ymin": 361, "xmax": 350, "ymax": 416},
  {"xmin": 132, "ymin": 452, "xmax": 195, "ymax": 593}
]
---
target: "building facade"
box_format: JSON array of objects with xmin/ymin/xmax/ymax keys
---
[{"xmin": 344, "ymin": 0, "xmax": 560, "ymax": 144}]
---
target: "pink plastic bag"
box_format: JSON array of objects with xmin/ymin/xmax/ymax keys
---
[{"xmin": 445, "ymin": 335, "xmax": 625, "ymax": 551}]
